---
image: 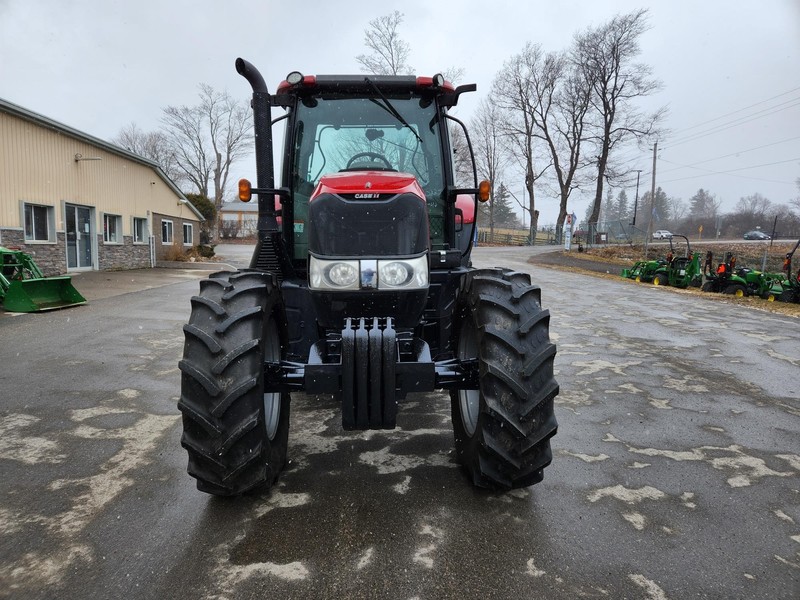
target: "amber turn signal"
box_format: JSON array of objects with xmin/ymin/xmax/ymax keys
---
[
  {"xmin": 478, "ymin": 180, "xmax": 491, "ymax": 202},
  {"xmin": 238, "ymin": 178, "xmax": 252, "ymax": 202}
]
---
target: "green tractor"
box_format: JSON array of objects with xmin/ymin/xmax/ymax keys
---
[
  {"xmin": 701, "ymin": 250, "xmax": 784, "ymax": 299},
  {"xmin": 0, "ymin": 246, "xmax": 86, "ymax": 312},
  {"xmin": 702, "ymin": 251, "xmax": 741, "ymax": 295},
  {"xmin": 621, "ymin": 256, "xmax": 668, "ymax": 283},
  {"xmin": 734, "ymin": 267, "xmax": 786, "ymax": 301},
  {"xmin": 650, "ymin": 235, "xmax": 702, "ymax": 288},
  {"xmin": 777, "ymin": 239, "xmax": 800, "ymax": 303}
]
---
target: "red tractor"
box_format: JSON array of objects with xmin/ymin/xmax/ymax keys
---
[{"xmin": 178, "ymin": 59, "xmax": 559, "ymax": 495}]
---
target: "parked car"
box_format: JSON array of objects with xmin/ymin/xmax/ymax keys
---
[
  {"xmin": 653, "ymin": 230, "xmax": 673, "ymax": 240},
  {"xmin": 743, "ymin": 230, "xmax": 770, "ymax": 240}
]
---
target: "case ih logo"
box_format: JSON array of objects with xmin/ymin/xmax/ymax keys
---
[{"xmin": 354, "ymin": 193, "xmax": 381, "ymax": 199}]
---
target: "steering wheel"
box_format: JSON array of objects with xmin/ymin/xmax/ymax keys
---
[{"xmin": 345, "ymin": 152, "xmax": 393, "ymax": 170}]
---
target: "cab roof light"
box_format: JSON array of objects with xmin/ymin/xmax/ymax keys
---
[{"xmin": 286, "ymin": 71, "xmax": 304, "ymax": 85}]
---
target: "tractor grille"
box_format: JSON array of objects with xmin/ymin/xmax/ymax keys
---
[{"xmin": 253, "ymin": 236, "xmax": 283, "ymax": 280}]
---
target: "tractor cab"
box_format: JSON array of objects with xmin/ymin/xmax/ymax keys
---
[{"xmin": 240, "ymin": 71, "xmax": 481, "ymax": 275}]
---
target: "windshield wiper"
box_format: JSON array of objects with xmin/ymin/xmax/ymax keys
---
[{"xmin": 364, "ymin": 77, "xmax": 422, "ymax": 144}]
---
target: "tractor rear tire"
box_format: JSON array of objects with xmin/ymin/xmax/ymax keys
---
[
  {"xmin": 652, "ymin": 273, "xmax": 667, "ymax": 286},
  {"xmin": 702, "ymin": 281, "xmax": 715, "ymax": 292},
  {"xmin": 724, "ymin": 283, "xmax": 746, "ymax": 297},
  {"xmin": 450, "ymin": 269, "xmax": 559, "ymax": 490},
  {"xmin": 178, "ymin": 270, "xmax": 290, "ymax": 496}
]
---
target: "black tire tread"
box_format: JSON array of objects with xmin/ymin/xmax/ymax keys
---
[
  {"xmin": 179, "ymin": 269, "xmax": 288, "ymax": 496},
  {"xmin": 451, "ymin": 268, "xmax": 559, "ymax": 490}
]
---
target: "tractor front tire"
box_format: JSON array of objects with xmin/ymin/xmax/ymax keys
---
[
  {"xmin": 450, "ymin": 269, "xmax": 559, "ymax": 490},
  {"xmin": 179, "ymin": 270, "xmax": 290, "ymax": 496}
]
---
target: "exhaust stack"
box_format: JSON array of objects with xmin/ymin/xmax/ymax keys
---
[{"xmin": 235, "ymin": 58, "xmax": 277, "ymax": 232}]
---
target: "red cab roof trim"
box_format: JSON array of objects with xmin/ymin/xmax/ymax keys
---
[
  {"xmin": 415, "ymin": 76, "xmax": 455, "ymax": 92},
  {"xmin": 277, "ymin": 75, "xmax": 317, "ymax": 94}
]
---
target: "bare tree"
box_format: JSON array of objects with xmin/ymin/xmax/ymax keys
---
[
  {"xmin": 470, "ymin": 97, "xmax": 508, "ymax": 242},
  {"xmin": 441, "ymin": 66, "xmax": 465, "ymax": 83},
  {"xmin": 162, "ymin": 84, "xmax": 253, "ymax": 238},
  {"xmin": 792, "ymin": 177, "xmax": 800, "ymax": 212},
  {"xmin": 575, "ymin": 9, "xmax": 666, "ymax": 230},
  {"xmin": 528, "ymin": 49, "xmax": 593, "ymax": 239},
  {"xmin": 113, "ymin": 122, "xmax": 184, "ymax": 186},
  {"xmin": 667, "ymin": 196, "xmax": 687, "ymax": 228},
  {"xmin": 355, "ymin": 12, "xmax": 464, "ymax": 82},
  {"xmin": 493, "ymin": 43, "xmax": 553, "ymax": 243},
  {"xmin": 356, "ymin": 11, "xmax": 413, "ymax": 75},
  {"xmin": 736, "ymin": 193, "xmax": 772, "ymax": 217}
]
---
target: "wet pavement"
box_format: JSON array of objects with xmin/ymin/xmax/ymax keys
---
[{"xmin": 0, "ymin": 246, "xmax": 798, "ymax": 599}]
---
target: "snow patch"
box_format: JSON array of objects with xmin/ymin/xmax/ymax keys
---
[
  {"xmin": 0, "ymin": 413, "xmax": 66, "ymax": 465},
  {"xmin": 623, "ymin": 511, "xmax": 646, "ymax": 530},
  {"xmin": 356, "ymin": 547, "xmax": 374, "ymax": 570},
  {"xmin": 392, "ymin": 476, "xmax": 412, "ymax": 494},
  {"xmin": 562, "ymin": 450, "xmax": 609, "ymax": 463},
  {"xmin": 359, "ymin": 446, "xmax": 453, "ymax": 475},
  {"xmin": 628, "ymin": 573, "xmax": 669, "ymax": 600},
  {"xmin": 774, "ymin": 510, "xmax": 795, "ymax": 524},
  {"xmin": 588, "ymin": 484, "xmax": 665, "ymax": 504},
  {"xmin": 254, "ymin": 492, "xmax": 311, "ymax": 518},
  {"xmin": 525, "ymin": 558, "xmax": 545, "ymax": 577}
]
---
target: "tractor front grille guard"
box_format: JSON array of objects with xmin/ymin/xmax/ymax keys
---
[{"xmin": 263, "ymin": 316, "xmax": 479, "ymax": 430}]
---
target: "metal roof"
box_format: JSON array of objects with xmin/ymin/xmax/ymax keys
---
[{"xmin": 0, "ymin": 97, "xmax": 204, "ymax": 221}]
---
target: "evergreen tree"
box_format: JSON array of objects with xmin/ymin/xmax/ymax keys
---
[
  {"xmin": 493, "ymin": 183, "xmax": 521, "ymax": 228},
  {"xmin": 616, "ymin": 190, "xmax": 630, "ymax": 224},
  {"xmin": 602, "ymin": 187, "xmax": 615, "ymax": 224},
  {"xmin": 689, "ymin": 188, "xmax": 717, "ymax": 218},
  {"xmin": 643, "ymin": 187, "xmax": 670, "ymax": 228}
]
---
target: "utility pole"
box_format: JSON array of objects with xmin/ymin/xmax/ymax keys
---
[
  {"xmin": 644, "ymin": 142, "xmax": 657, "ymax": 256},
  {"xmin": 631, "ymin": 169, "xmax": 642, "ymax": 226}
]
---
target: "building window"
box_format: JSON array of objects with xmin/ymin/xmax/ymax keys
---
[
  {"xmin": 162, "ymin": 220, "xmax": 173, "ymax": 244},
  {"xmin": 183, "ymin": 223, "xmax": 193, "ymax": 246},
  {"xmin": 103, "ymin": 214, "xmax": 122, "ymax": 243},
  {"xmin": 23, "ymin": 203, "xmax": 54, "ymax": 242},
  {"xmin": 133, "ymin": 217, "xmax": 148, "ymax": 243}
]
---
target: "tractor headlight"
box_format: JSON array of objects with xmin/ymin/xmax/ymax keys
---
[
  {"xmin": 378, "ymin": 256, "xmax": 428, "ymax": 289},
  {"xmin": 379, "ymin": 262, "xmax": 410, "ymax": 286},
  {"xmin": 309, "ymin": 255, "xmax": 428, "ymax": 290},
  {"xmin": 309, "ymin": 258, "xmax": 360, "ymax": 290},
  {"xmin": 328, "ymin": 262, "xmax": 359, "ymax": 287}
]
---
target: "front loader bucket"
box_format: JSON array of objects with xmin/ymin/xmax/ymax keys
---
[{"xmin": 2, "ymin": 276, "xmax": 86, "ymax": 312}]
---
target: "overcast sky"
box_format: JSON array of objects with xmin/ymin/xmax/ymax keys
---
[{"xmin": 1, "ymin": 0, "xmax": 799, "ymax": 226}]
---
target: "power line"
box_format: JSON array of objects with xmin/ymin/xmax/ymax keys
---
[
  {"xmin": 658, "ymin": 157, "xmax": 799, "ymax": 185},
  {"xmin": 667, "ymin": 85, "xmax": 800, "ymax": 136},
  {"xmin": 658, "ymin": 135, "xmax": 800, "ymax": 175},
  {"xmin": 662, "ymin": 98, "xmax": 800, "ymax": 149}
]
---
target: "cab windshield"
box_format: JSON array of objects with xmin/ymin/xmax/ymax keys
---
[{"xmin": 288, "ymin": 96, "xmax": 448, "ymax": 258}]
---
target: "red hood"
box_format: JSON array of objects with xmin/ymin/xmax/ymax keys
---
[{"xmin": 311, "ymin": 171, "xmax": 426, "ymax": 201}]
